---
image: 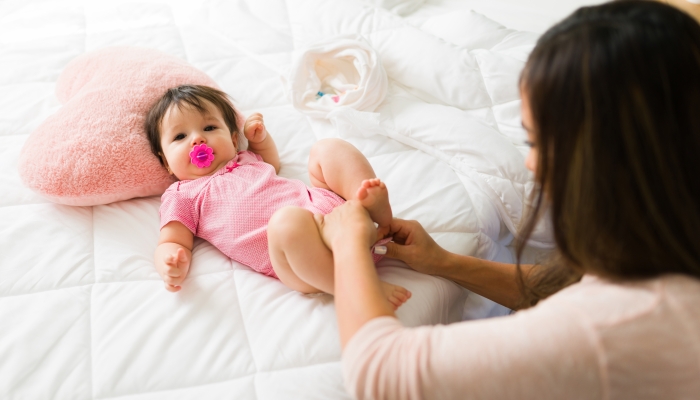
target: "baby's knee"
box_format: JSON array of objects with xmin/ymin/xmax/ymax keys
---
[
  {"xmin": 268, "ymin": 206, "xmax": 314, "ymax": 245},
  {"xmin": 309, "ymin": 138, "xmax": 346, "ymax": 162}
]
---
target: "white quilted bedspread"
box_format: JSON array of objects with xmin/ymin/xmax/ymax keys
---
[{"xmin": 0, "ymin": 0, "xmax": 560, "ymax": 398}]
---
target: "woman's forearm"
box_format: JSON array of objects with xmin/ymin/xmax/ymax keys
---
[
  {"xmin": 382, "ymin": 218, "xmax": 534, "ymax": 310},
  {"xmin": 438, "ymin": 253, "xmax": 534, "ymax": 310},
  {"xmin": 334, "ymin": 238, "xmax": 396, "ymax": 348}
]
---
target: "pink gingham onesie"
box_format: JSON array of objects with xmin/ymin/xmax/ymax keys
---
[{"xmin": 160, "ymin": 151, "xmax": 383, "ymax": 278}]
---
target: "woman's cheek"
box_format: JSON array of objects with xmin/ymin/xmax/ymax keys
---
[{"xmin": 525, "ymin": 147, "xmax": 538, "ymax": 173}]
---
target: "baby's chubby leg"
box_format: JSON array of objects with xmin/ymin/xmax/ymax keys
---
[
  {"xmin": 356, "ymin": 178, "xmax": 392, "ymax": 238},
  {"xmin": 308, "ymin": 139, "xmax": 392, "ymax": 233},
  {"xmin": 268, "ymin": 206, "xmax": 335, "ymax": 294},
  {"xmin": 267, "ymin": 206, "xmax": 410, "ymax": 309}
]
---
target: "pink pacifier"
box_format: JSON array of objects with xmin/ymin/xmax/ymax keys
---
[{"xmin": 189, "ymin": 143, "xmax": 214, "ymax": 168}]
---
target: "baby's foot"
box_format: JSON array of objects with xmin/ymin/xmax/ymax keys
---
[
  {"xmin": 356, "ymin": 179, "xmax": 393, "ymax": 237},
  {"xmin": 380, "ymin": 281, "xmax": 412, "ymax": 310},
  {"xmin": 243, "ymin": 113, "xmax": 267, "ymax": 144}
]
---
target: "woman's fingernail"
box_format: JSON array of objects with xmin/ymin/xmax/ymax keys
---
[{"xmin": 373, "ymin": 246, "xmax": 387, "ymax": 255}]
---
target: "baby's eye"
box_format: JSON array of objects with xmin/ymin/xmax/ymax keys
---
[
  {"xmin": 204, "ymin": 125, "xmax": 216, "ymax": 132},
  {"xmin": 174, "ymin": 133, "xmax": 186, "ymax": 141}
]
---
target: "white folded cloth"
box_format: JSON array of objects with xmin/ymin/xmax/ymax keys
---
[{"xmin": 287, "ymin": 35, "xmax": 388, "ymax": 118}]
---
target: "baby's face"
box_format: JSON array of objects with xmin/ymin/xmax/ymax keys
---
[{"xmin": 159, "ymin": 100, "xmax": 238, "ymax": 181}]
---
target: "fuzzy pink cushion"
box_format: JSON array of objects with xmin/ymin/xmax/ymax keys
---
[{"xmin": 19, "ymin": 47, "xmax": 237, "ymax": 206}]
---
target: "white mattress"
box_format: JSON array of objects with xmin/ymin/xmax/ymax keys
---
[{"xmin": 0, "ymin": 0, "xmax": 600, "ymax": 398}]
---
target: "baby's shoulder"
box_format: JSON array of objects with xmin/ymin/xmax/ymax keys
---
[
  {"xmin": 237, "ymin": 150, "xmax": 264, "ymax": 164},
  {"xmin": 162, "ymin": 179, "xmax": 207, "ymax": 203}
]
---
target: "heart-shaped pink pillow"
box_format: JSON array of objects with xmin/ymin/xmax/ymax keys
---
[{"xmin": 19, "ymin": 47, "xmax": 238, "ymax": 206}]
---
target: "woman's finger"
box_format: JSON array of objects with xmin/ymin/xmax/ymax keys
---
[
  {"xmin": 381, "ymin": 242, "xmax": 405, "ymax": 260},
  {"xmin": 387, "ymin": 218, "xmax": 416, "ymax": 245}
]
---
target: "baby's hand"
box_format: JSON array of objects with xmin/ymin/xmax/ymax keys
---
[
  {"xmin": 160, "ymin": 247, "xmax": 190, "ymax": 292},
  {"xmin": 243, "ymin": 113, "xmax": 267, "ymax": 144}
]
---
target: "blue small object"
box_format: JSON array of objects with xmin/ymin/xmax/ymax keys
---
[{"xmin": 316, "ymin": 91, "xmax": 324, "ymax": 97}]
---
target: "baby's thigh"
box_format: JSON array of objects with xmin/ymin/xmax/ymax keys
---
[
  {"xmin": 267, "ymin": 206, "xmax": 333, "ymax": 292},
  {"xmin": 307, "ymin": 138, "xmax": 374, "ymax": 194},
  {"xmin": 267, "ymin": 206, "xmax": 330, "ymax": 264},
  {"xmin": 268, "ymin": 206, "xmax": 318, "ymax": 242}
]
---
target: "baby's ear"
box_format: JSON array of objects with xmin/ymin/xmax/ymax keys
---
[
  {"xmin": 158, "ymin": 152, "xmax": 172, "ymax": 173},
  {"xmin": 233, "ymin": 130, "xmax": 248, "ymax": 151}
]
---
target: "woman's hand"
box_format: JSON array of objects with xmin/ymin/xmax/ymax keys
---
[
  {"xmin": 380, "ymin": 218, "xmax": 449, "ymax": 275},
  {"xmin": 382, "ymin": 218, "xmax": 532, "ymax": 309},
  {"xmin": 315, "ymin": 200, "xmax": 377, "ymax": 252}
]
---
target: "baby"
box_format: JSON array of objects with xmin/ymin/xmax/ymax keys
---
[{"xmin": 146, "ymin": 84, "xmax": 411, "ymax": 309}]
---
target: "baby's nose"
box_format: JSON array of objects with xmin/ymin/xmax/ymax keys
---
[{"xmin": 190, "ymin": 135, "xmax": 206, "ymax": 145}]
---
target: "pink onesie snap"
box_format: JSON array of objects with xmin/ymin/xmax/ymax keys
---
[{"xmin": 160, "ymin": 151, "xmax": 384, "ymax": 278}]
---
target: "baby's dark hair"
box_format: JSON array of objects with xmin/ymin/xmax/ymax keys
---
[{"xmin": 145, "ymin": 84, "xmax": 243, "ymax": 166}]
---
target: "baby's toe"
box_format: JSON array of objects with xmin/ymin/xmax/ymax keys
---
[
  {"xmin": 387, "ymin": 297, "xmax": 400, "ymax": 310},
  {"xmin": 393, "ymin": 291, "xmax": 408, "ymax": 303}
]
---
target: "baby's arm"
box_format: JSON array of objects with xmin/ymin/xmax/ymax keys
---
[
  {"xmin": 244, "ymin": 113, "xmax": 280, "ymax": 173},
  {"xmin": 155, "ymin": 221, "xmax": 194, "ymax": 292}
]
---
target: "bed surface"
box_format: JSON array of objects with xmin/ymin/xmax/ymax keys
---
[{"xmin": 0, "ymin": 0, "xmax": 602, "ymax": 398}]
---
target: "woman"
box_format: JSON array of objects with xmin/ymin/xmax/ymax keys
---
[{"xmin": 316, "ymin": 1, "xmax": 700, "ymax": 398}]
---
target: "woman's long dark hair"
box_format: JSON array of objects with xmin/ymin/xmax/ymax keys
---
[{"xmin": 516, "ymin": 0, "xmax": 700, "ymax": 307}]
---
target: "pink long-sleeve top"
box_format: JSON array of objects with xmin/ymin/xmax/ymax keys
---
[{"xmin": 343, "ymin": 274, "xmax": 700, "ymax": 399}]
